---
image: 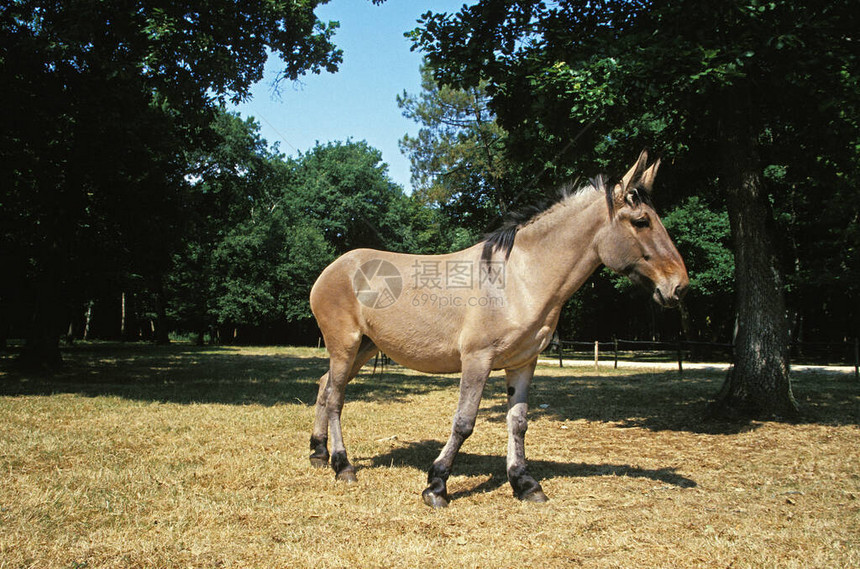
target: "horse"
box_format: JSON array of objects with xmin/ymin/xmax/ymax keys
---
[{"xmin": 308, "ymin": 151, "xmax": 689, "ymax": 508}]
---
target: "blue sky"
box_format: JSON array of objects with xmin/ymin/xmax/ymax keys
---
[{"xmin": 231, "ymin": 0, "xmax": 469, "ymax": 192}]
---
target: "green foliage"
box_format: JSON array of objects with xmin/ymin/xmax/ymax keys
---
[
  {"xmin": 398, "ymin": 65, "xmax": 511, "ymax": 231},
  {"xmin": 287, "ymin": 141, "xmax": 411, "ymax": 254},
  {"xmin": 5, "ymin": 0, "xmax": 857, "ymax": 352},
  {"xmin": 662, "ymin": 198, "xmax": 734, "ymax": 298},
  {"xmin": 0, "ymin": 0, "xmax": 344, "ymax": 353},
  {"xmin": 168, "ymin": 111, "xmax": 290, "ymax": 334},
  {"xmin": 662, "ymin": 197, "xmax": 735, "ymax": 340},
  {"xmin": 168, "ymin": 120, "xmax": 440, "ymax": 338},
  {"xmin": 412, "ymin": 0, "xmax": 860, "ymax": 342},
  {"xmin": 211, "ymin": 217, "xmax": 334, "ymax": 326},
  {"xmin": 279, "ymin": 225, "xmax": 336, "ymax": 320},
  {"xmin": 413, "ymin": 0, "xmax": 859, "ymax": 184}
]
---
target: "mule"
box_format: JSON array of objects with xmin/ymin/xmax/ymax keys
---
[{"xmin": 308, "ymin": 151, "xmax": 688, "ymax": 507}]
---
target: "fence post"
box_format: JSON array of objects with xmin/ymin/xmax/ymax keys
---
[
  {"xmin": 558, "ymin": 338, "xmax": 564, "ymax": 368},
  {"xmin": 594, "ymin": 340, "xmax": 599, "ymax": 373},
  {"xmin": 614, "ymin": 337, "xmax": 619, "ymax": 369}
]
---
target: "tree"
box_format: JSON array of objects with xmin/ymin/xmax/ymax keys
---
[
  {"xmin": 211, "ymin": 212, "xmax": 335, "ymax": 337},
  {"xmin": 0, "ymin": 0, "xmax": 342, "ymax": 364},
  {"xmin": 412, "ymin": 0, "xmax": 860, "ymax": 418},
  {"xmin": 771, "ymin": 160, "xmax": 860, "ymax": 345},
  {"xmin": 169, "ymin": 132, "xmax": 437, "ymax": 344},
  {"xmin": 662, "ymin": 197, "xmax": 735, "ymax": 342},
  {"xmin": 398, "ymin": 64, "xmax": 511, "ymax": 233},
  {"xmin": 288, "ymin": 140, "xmax": 421, "ymax": 255},
  {"xmin": 168, "ymin": 111, "xmax": 288, "ymax": 343}
]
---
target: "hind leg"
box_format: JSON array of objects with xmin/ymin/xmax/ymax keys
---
[
  {"xmin": 309, "ymin": 370, "xmax": 333, "ymax": 468},
  {"xmin": 309, "ymin": 336, "xmax": 378, "ymax": 481}
]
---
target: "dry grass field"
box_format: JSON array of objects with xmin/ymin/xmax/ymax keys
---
[{"xmin": 1, "ymin": 344, "xmax": 858, "ymax": 568}]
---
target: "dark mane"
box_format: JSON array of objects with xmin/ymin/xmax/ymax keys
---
[{"xmin": 481, "ymin": 176, "xmax": 612, "ymax": 263}]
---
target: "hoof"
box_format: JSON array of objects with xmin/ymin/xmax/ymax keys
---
[
  {"xmin": 335, "ymin": 467, "xmax": 358, "ymax": 484},
  {"xmin": 422, "ymin": 489, "xmax": 450, "ymax": 509},
  {"xmin": 310, "ymin": 456, "xmax": 329, "ymax": 469},
  {"xmin": 520, "ymin": 489, "xmax": 549, "ymax": 503}
]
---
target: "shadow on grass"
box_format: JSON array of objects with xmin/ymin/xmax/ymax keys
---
[
  {"xmin": 369, "ymin": 439, "xmax": 697, "ymax": 501},
  {"xmin": 479, "ymin": 368, "xmax": 859, "ymax": 433},
  {"xmin": 0, "ymin": 343, "xmax": 451, "ymax": 406},
  {"xmin": 481, "ymin": 371, "xmax": 754, "ymax": 434},
  {"xmin": 1, "ymin": 344, "xmax": 855, "ymax": 431}
]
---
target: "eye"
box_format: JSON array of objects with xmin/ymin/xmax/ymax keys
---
[{"xmin": 632, "ymin": 216, "xmax": 650, "ymax": 229}]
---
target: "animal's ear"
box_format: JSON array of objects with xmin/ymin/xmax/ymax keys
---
[
  {"xmin": 613, "ymin": 150, "xmax": 649, "ymax": 209},
  {"xmin": 638, "ymin": 158, "xmax": 661, "ymax": 193},
  {"xmin": 621, "ymin": 149, "xmax": 649, "ymax": 193}
]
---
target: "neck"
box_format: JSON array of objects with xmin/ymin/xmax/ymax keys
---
[{"xmin": 506, "ymin": 187, "xmax": 607, "ymax": 308}]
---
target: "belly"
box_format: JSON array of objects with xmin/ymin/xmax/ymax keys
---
[
  {"xmin": 356, "ymin": 291, "xmax": 558, "ymax": 374},
  {"xmin": 487, "ymin": 325, "xmax": 554, "ymax": 370},
  {"xmin": 361, "ymin": 311, "xmax": 464, "ymax": 374},
  {"xmin": 381, "ymin": 345, "xmax": 463, "ymax": 374}
]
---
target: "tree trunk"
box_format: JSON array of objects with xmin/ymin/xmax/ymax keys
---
[
  {"xmin": 709, "ymin": 131, "xmax": 799, "ymax": 420},
  {"xmin": 83, "ymin": 300, "xmax": 94, "ymax": 341},
  {"xmin": 120, "ymin": 292, "xmax": 127, "ymax": 340},
  {"xmin": 19, "ymin": 290, "xmax": 63, "ymax": 369},
  {"xmin": 152, "ymin": 277, "xmax": 171, "ymax": 345},
  {"xmin": 0, "ymin": 302, "xmax": 8, "ymax": 352}
]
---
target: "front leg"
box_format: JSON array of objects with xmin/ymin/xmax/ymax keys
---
[
  {"xmin": 506, "ymin": 360, "xmax": 548, "ymax": 502},
  {"xmin": 422, "ymin": 357, "xmax": 491, "ymax": 508}
]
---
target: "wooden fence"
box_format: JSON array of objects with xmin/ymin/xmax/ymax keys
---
[{"xmin": 549, "ymin": 338, "xmax": 860, "ymax": 379}]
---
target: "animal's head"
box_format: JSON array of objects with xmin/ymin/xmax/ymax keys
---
[{"xmin": 595, "ymin": 151, "xmax": 689, "ymax": 308}]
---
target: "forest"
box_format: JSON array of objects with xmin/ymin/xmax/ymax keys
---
[{"xmin": 1, "ymin": 1, "xmax": 858, "ymax": 416}]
